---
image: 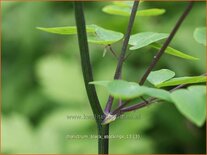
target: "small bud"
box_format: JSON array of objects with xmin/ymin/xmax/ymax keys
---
[
  {"xmin": 101, "ymin": 113, "xmax": 117, "ymax": 125},
  {"xmin": 102, "ymin": 47, "xmax": 108, "ymax": 57}
]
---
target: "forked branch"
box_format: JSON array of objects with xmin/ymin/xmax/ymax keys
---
[
  {"xmin": 104, "ymin": 1, "xmax": 140, "ymax": 114},
  {"xmin": 112, "ymin": 1, "xmax": 194, "ymax": 115}
]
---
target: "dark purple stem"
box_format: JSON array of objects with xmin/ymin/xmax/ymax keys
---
[
  {"xmin": 104, "ymin": 1, "xmax": 140, "ymax": 113},
  {"xmin": 139, "ymin": 1, "xmax": 194, "ymax": 85},
  {"xmin": 111, "ymin": 1, "xmax": 194, "ymax": 115},
  {"xmin": 121, "ymin": 84, "xmax": 186, "ymax": 113},
  {"xmin": 108, "ymin": 45, "xmax": 118, "ymax": 59},
  {"xmin": 122, "ymin": 73, "xmax": 206, "ymax": 112}
]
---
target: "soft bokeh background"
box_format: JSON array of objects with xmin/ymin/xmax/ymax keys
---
[{"xmin": 2, "ymin": 1, "xmax": 206, "ymax": 154}]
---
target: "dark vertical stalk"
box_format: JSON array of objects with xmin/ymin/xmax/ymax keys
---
[
  {"xmin": 98, "ymin": 125, "xmax": 109, "ymax": 154},
  {"xmin": 74, "ymin": 1, "xmax": 102, "ymax": 123},
  {"xmin": 74, "ymin": 2, "xmax": 109, "ymax": 154}
]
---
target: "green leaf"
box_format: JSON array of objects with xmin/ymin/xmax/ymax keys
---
[
  {"xmin": 36, "ymin": 25, "xmax": 96, "ymax": 35},
  {"xmin": 129, "ymin": 32, "xmax": 169, "ymax": 50},
  {"xmin": 157, "ymin": 76, "xmax": 206, "ymax": 88},
  {"xmin": 90, "ymin": 80, "xmax": 143, "ymax": 99},
  {"xmin": 87, "ymin": 26, "xmax": 124, "ymax": 45},
  {"xmin": 150, "ymin": 43, "xmax": 199, "ymax": 60},
  {"xmin": 137, "ymin": 9, "xmax": 166, "ymax": 16},
  {"xmin": 102, "ymin": 5, "xmax": 165, "ymax": 17},
  {"xmin": 37, "ymin": 24, "xmax": 124, "ymax": 45},
  {"xmin": 171, "ymin": 85, "xmax": 206, "ymax": 126},
  {"xmin": 142, "ymin": 87, "xmax": 172, "ymax": 102},
  {"xmin": 102, "ymin": 5, "xmax": 131, "ymax": 16},
  {"xmin": 90, "ymin": 80, "xmax": 171, "ymax": 102},
  {"xmin": 193, "ymin": 27, "xmax": 206, "ymax": 46},
  {"xmin": 147, "ymin": 69, "xmax": 175, "ymax": 86}
]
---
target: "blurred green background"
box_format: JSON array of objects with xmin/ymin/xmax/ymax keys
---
[{"xmin": 1, "ymin": 1, "xmax": 206, "ymax": 154}]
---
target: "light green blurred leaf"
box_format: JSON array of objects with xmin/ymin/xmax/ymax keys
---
[
  {"xmin": 2, "ymin": 1, "xmax": 19, "ymax": 14},
  {"xmin": 171, "ymin": 86, "xmax": 206, "ymax": 126},
  {"xmin": 102, "ymin": 5, "xmax": 131, "ymax": 16},
  {"xmin": 90, "ymin": 80, "xmax": 171, "ymax": 101},
  {"xmin": 193, "ymin": 27, "xmax": 206, "ymax": 46},
  {"xmin": 129, "ymin": 32, "xmax": 169, "ymax": 50},
  {"xmin": 111, "ymin": 104, "xmax": 158, "ymax": 132},
  {"xmin": 147, "ymin": 69, "xmax": 175, "ymax": 86},
  {"xmin": 157, "ymin": 76, "xmax": 206, "ymax": 88},
  {"xmin": 37, "ymin": 109, "xmax": 93, "ymax": 153},
  {"xmin": 36, "ymin": 56, "xmax": 86, "ymax": 104},
  {"xmin": 110, "ymin": 136, "xmax": 155, "ymax": 154},
  {"xmin": 150, "ymin": 43, "xmax": 199, "ymax": 60},
  {"xmin": 37, "ymin": 24, "xmax": 124, "ymax": 45},
  {"xmin": 2, "ymin": 114, "xmax": 35, "ymax": 153},
  {"xmin": 102, "ymin": 5, "xmax": 165, "ymax": 17},
  {"xmin": 137, "ymin": 9, "xmax": 166, "ymax": 16}
]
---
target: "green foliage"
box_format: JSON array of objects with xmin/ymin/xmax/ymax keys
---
[
  {"xmin": 136, "ymin": 9, "xmax": 166, "ymax": 16},
  {"xmin": 150, "ymin": 43, "xmax": 199, "ymax": 60},
  {"xmin": 141, "ymin": 87, "xmax": 172, "ymax": 102},
  {"xmin": 128, "ymin": 33, "xmax": 198, "ymax": 60},
  {"xmin": 37, "ymin": 24, "xmax": 124, "ymax": 45},
  {"xmin": 36, "ymin": 56, "xmax": 87, "ymax": 104},
  {"xmin": 91, "ymin": 79, "xmax": 206, "ymax": 127},
  {"xmin": 90, "ymin": 80, "xmax": 171, "ymax": 102},
  {"xmin": 3, "ymin": 1, "xmax": 206, "ymax": 154},
  {"xmin": 90, "ymin": 80, "xmax": 143, "ymax": 99},
  {"xmin": 128, "ymin": 32, "xmax": 168, "ymax": 50},
  {"xmin": 102, "ymin": 1, "xmax": 165, "ymax": 17},
  {"xmin": 147, "ymin": 69, "xmax": 206, "ymax": 88},
  {"xmin": 157, "ymin": 76, "xmax": 206, "ymax": 88},
  {"xmin": 2, "ymin": 114, "xmax": 35, "ymax": 153},
  {"xmin": 38, "ymin": 26, "xmax": 198, "ymax": 61},
  {"xmin": 193, "ymin": 27, "xmax": 206, "ymax": 46},
  {"xmin": 147, "ymin": 69, "xmax": 175, "ymax": 86},
  {"xmin": 102, "ymin": 5, "xmax": 165, "ymax": 17},
  {"xmin": 171, "ymin": 86, "xmax": 206, "ymax": 126},
  {"xmin": 37, "ymin": 25, "xmax": 96, "ymax": 35},
  {"xmin": 87, "ymin": 25, "xmax": 123, "ymax": 45}
]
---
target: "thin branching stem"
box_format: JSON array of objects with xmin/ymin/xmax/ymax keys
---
[
  {"xmin": 121, "ymin": 83, "xmax": 189, "ymax": 113},
  {"xmin": 111, "ymin": 1, "xmax": 194, "ymax": 115},
  {"xmin": 139, "ymin": 1, "xmax": 194, "ymax": 85},
  {"xmin": 108, "ymin": 45, "xmax": 119, "ymax": 59},
  {"xmin": 104, "ymin": 1, "xmax": 140, "ymax": 114},
  {"xmin": 104, "ymin": 96, "xmax": 114, "ymax": 114},
  {"xmin": 121, "ymin": 73, "xmax": 206, "ymax": 112},
  {"xmin": 114, "ymin": 1, "xmax": 140, "ymax": 79}
]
